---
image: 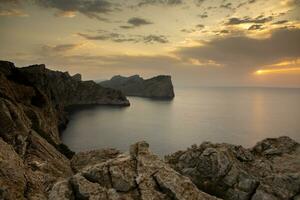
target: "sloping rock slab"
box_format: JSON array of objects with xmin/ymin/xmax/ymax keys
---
[
  {"xmin": 166, "ymin": 136, "xmax": 300, "ymax": 200},
  {"xmin": 50, "ymin": 142, "xmax": 219, "ymax": 200}
]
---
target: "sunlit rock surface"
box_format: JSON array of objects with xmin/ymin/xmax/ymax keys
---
[{"xmin": 50, "ymin": 141, "xmax": 219, "ymax": 200}]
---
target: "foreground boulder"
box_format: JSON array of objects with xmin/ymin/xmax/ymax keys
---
[
  {"xmin": 50, "ymin": 141, "xmax": 219, "ymax": 200},
  {"xmin": 166, "ymin": 136, "xmax": 300, "ymax": 200},
  {"xmin": 100, "ymin": 75, "xmax": 175, "ymax": 99},
  {"xmin": 0, "ymin": 61, "xmax": 129, "ymax": 199}
]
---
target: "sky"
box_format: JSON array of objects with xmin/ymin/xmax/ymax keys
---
[{"xmin": 0, "ymin": 0, "xmax": 300, "ymax": 87}]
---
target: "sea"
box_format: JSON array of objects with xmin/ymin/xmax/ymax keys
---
[{"xmin": 62, "ymin": 87, "xmax": 300, "ymax": 156}]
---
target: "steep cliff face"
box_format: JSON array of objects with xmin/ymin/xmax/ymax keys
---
[
  {"xmin": 166, "ymin": 136, "xmax": 300, "ymax": 200},
  {"xmin": 100, "ymin": 75, "xmax": 175, "ymax": 99},
  {"xmin": 0, "ymin": 61, "xmax": 129, "ymax": 199}
]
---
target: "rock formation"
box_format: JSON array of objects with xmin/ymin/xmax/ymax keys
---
[
  {"xmin": 49, "ymin": 141, "xmax": 219, "ymax": 200},
  {"xmin": 1, "ymin": 60, "xmax": 299, "ymax": 200},
  {"xmin": 0, "ymin": 60, "xmax": 129, "ymax": 199},
  {"xmin": 100, "ymin": 75, "xmax": 175, "ymax": 99},
  {"xmin": 166, "ymin": 136, "xmax": 300, "ymax": 200}
]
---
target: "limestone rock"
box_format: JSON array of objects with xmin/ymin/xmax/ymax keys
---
[
  {"xmin": 71, "ymin": 148, "xmax": 121, "ymax": 172},
  {"xmin": 0, "ymin": 60, "xmax": 130, "ymax": 199},
  {"xmin": 100, "ymin": 75, "xmax": 175, "ymax": 99},
  {"xmin": 166, "ymin": 136, "xmax": 300, "ymax": 200},
  {"xmin": 50, "ymin": 142, "xmax": 220, "ymax": 200}
]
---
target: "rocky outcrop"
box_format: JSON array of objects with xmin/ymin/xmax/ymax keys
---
[
  {"xmin": 100, "ymin": 75, "xmax": 175, "ymax": 99},
  {"xmin": 166, "ymin": 136, "xmax": 300, "ymax": 200},
  {"xmin": 0, "ymin": 61, "xmax": 129, "ymax": 199},
  {"xmin": 50, "ymin": 141, "xmax": 219, "ymax": 200}
]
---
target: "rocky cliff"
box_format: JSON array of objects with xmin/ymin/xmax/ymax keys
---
[
  {"xmin": 1, "ymin": 60, "xmax": 299, "ymax": 200},
  {"xmin": 166, "ymin": 136, "xmax": 300, "ymax": 200},
  {"xmin": 0, "ymin": 61, "xmax": 129, "ymax": 199},
  {"xmin": 99, "ymin": 75, "xmax": 175, "ymax": 99}
]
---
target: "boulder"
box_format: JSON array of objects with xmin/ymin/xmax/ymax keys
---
[
  {"xmin": 166, "ymin": 136, "xmax": 300, "ymax": 200},
  {"xmin": 49, "ymin": 142, "xmax": 220, "ymax": 200}
]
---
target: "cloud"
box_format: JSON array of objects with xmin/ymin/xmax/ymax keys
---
[
  {"xmin": 226, "ymin": 15, "xmax": 273, "ymax": 25},
  {"xmin": 120, "ymin": 17, "xmax": 153, "ymax": 29},
  {"xmin": 198, "ymin": 13, "xmax": 208, "ymax": 18},
  {"xmin": 143, "ymin": 35, "xmax": 168, "ymax": 43},
  {"xmin": 137, "ymin": 0, "xmax": 183, "ymax": 7},
  {"xmin": 40, "ymin": 43, "xmax": 84, "ymax": 56},
  {"xmin": 0, "ymin": 0, "xmax": 27, "ymax": 17},
  {"xmin": 33, "ymin": 0, "xmax": 117, "ymax": 20},
  {"xmin": 248, "ymin": 24, "xmax": 263, "ymax": 30},
  {"xmin": 272, "ymin": 20, "xmax": 289, "ymax": 24},
  {"xmin": 174, "ymin": 28, "xmax": 300, "ymax": 70},
  {"xmin": 220, "ymin": 3, "xmax": 232, "ymax": 10},
  {"xmin": 77, "ymin": 32, "xmax": 169, "ymax": 44},
  {"xmin": 128, "ymin": 17, "xmax": 153, "ymax": 26}
]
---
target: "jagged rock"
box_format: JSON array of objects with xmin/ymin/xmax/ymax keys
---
[
  {"xmin": 100, "ymin": 74, "xmax": 175, "ymax": 99},
  {"xmin": 166, "ymin": 136, "xmax": 300, "ymax": 200},
  {"xmin": 0, "ymin": 61, "xmax": 130, "ymax": 199},
  {"xmin": 71, "ymin": 148, "xmax": 121, "ymax": 172},
  {"xmin": 0, "ymin": 138, "xmax": 26, "ymax": 200},
  {"xmin": 72, "ymin": 73, "xmax": 82, "ymax": 81},
  {"xmin": 50, "ymin": 142, "xmax": 220, "ymax": 200}
]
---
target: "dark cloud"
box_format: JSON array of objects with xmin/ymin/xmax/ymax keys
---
[
  {"xmin": 272, "ymin": 20, "xmax": 289, "ymax": 25},
  {"xmin": 77, "ymin": 32, "xmax": 168, "ymax": 44},
  {"xmin": 248, "ymin": 24, "xmax": 263, "ymax": 30},
  {"xmin": 32, "ymin": 0, "xmax": 117, "ymax": 20},
  {"xmin": 119, "ymin": 25, "xmax": 133, "ymax": 29},
  {"xmin": 127, "ymin": 17, "xmax": 153, "ymax": 26},
  {"xmin": 219, "ymin": 29, "xmax": 230, "ymax": 34},
  {"xmin": 198, "ymin": 14, "xmax": 208, "ymax": 18},
  {"xmin": 120, "ymin": 17, "xmax": 153, "ymax": 29},
  {"xmin": 196, "ymin": 24, "xmax": 205, "ymax": 29},
  {"xmin": 220, "ymin": 3, "xmax": 232, "ymax": 9},
  {"xmin": 174, "ymin": 28, "xmax": 300, "ymax": 69},
  {"xmin": 226, "ymin": 15, "xmax": 273, "ymax": 25},
  {"xmin": 143, "ymin": 35, "xmax": 168, "ymax": 43},
  {"xmin": 137, "ymin": 0, "xmax": 183, "ymax": 7}
]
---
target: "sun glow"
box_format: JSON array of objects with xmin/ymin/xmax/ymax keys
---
[{"xmin": 255, "ymin": 67, "xmax": 300, "ymax": 75}]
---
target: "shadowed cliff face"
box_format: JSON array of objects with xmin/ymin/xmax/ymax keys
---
[
  {"xmin": 100, "ymin": 75, "xmax": 175, "ymax": 99},
  {"xmin": 0, "ymin": 60, "xmax": 129, "ymax": 199}
]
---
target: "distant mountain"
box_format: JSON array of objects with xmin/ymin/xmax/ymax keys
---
[{"xmin": 99, "ymin": 75, "xmax": 175, "ymax": 99}]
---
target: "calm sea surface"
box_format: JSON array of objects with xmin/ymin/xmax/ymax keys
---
[{"xmin": 62, "ymin": 87, "xmax": 300, "ymax": 156}]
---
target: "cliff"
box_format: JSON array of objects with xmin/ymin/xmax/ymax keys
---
[
  {"xmin": 0, "ymin": 61, "xmax": 129, "ymax": 199},
  {"xmin": 99, "ymin": 75, "xmax": 175, "ymax": 99}
]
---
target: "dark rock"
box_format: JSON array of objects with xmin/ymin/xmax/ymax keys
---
[
  {"xmin": 166, "ymin": 137, "xmax": 300, "ymax": 200},
  {"xmin": 100, "ymin": 74, "xmax": 175, "ymax": 99}
]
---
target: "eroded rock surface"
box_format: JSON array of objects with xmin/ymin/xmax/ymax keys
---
[
  {"xmin": 0, "ymin": 61, "xmax": 129, "ymax": 199},
  {"xmin": 50, "ymin": 142, "xmax": 219, "ymax": 200},
  {"xmin": 166, "ymin": 136, "xmax": 300, "ymax": 200},
  {"xmin": 100, "ymin": 75, "xmax": 175, "ymax": 99}
]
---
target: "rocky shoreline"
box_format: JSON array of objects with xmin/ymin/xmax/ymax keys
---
[{"xmin": 0, "ymin": 61, "xmax": 299, "ymax": 200}]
